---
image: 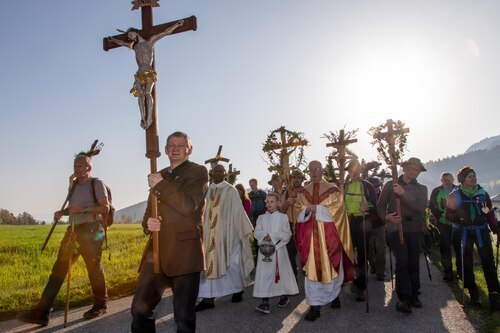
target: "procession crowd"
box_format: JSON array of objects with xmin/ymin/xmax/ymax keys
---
[{"xmin": 17, "ymin": 131, "xmax": 499, "ymax": 333}]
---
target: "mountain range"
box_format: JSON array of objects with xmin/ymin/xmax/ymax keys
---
[{"xmin": 115, "ymin": 134, "xmax": 500, "ymax": 223}]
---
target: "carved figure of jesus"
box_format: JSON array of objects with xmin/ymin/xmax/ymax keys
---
[{"xmin": 107, "ymin": 20, "xmax": 184, "ymax": 129}]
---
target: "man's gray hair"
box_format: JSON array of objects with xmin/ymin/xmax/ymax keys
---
[{"xmin": 166, "ymin": 131, "xmax": 192, "ymax": 149}]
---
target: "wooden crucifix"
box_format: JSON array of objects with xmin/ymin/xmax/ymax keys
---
[
  {"xmin": 205, "ymin": 145, "xmax": 230, "ymax": 169},
  {"xmin": 263, "ymin": 127, "xmax": 308, "ymax": 188},
  {"xmin": 226, "ymin": 164, "xmax": 240, "ymax": 185},
  {"xmin": 372, "ymin": 119, "xmax": 409, "ymax": 245},
  {"xmin": 103, "ymin": 1, "xmax": 197, "ymax": 273},
  {"xmin": 325, "ymin": 129, "xmax": 357, "ymax": 187}
]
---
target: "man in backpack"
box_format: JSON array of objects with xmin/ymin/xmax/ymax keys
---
[{"xmin": 18, "ymin": 153, "xmax": 110, "ymax": 326}]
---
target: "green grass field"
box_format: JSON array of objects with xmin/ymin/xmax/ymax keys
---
[{"xmin": 0, "ymin": 224, "xmax": 147, "ymax": 320}]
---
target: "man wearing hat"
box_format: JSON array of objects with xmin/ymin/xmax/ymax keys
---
[
  {"xmin": 280, "ymin": 169, "xmax": 306, "ymax": 277},
  {"xmin": 445, "ymin": 166, "xmax": 499, "ymax": 311},
  {"xmin": 377, "ymin": 157, "xmax": 428, "ymax": 313}
]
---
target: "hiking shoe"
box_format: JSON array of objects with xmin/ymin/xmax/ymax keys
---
[
  {"xmin": 255, "ymin": 303, "xmax": 270, "ymax": 314},
  {"xmin": 443, "ymin": 273, "xmax": 453, "ymax": 282},
  {"xmin": 355, "ymin": 290, "xmax": 365, "ymax": 302},
  {"xmin": 277, "ymin": 296, "xmax": 289, "ymax": 308},
  {"xmin": 468, "ymin": 288, "xmax": 481, "ymax": 307},
  {"xmin": 330, "ymin": 296, "xmax": 341, "ymax": 309},
  {"xmin": 195, "ymin": 300, "xmax": 215, "ymax": 312},
  {"xmin": 410, "ymin": 298, "xmax": 422, "ymax": 308},
  {"xmin": 396, "ymin": 301, "xmax": 412, "ymax": 313},
  {"xmin": 304, "ymin": 306, "xmax": 321, "ymax": 321},
  {"xmin": 17, "ymin": 309, "xmax": 49, "ymax": 326},
  {"xmin": 231, "ymin": 291, "xmax": 243, "ymax": 303},
  {"xmin": 83, "ymin": 304, "xmax": 107, "ymax": 319},
  {"xmin": 489, "ymin": 292, "xmax": 500, "ymax": 312}
]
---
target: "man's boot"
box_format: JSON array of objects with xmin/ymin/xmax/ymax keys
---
[
  {"xmin": 468, "ymin": 286, "xmax": 481, "ymax": 307},
  {"xmin": 489, "ymin": 292, "xmax": 500, "ymax": 312},
  {"xmin": 305, "ymin": 306, "xmax": 321, "ymax": 321},
  {"xmin": 17, "ymin": 308, "xmax": 50, "ymax": 327}
]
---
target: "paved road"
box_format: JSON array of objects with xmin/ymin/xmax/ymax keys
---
[{"xmin": 1, "ymin": 252, "xmax": 477, "ymax": 333}]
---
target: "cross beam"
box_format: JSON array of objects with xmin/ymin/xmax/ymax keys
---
[
  {"xmin": 372, "ymin": 119, "xmax": 409, "ymax": 244},
  {"xmin": 326, "ymin": 129, "xmax": 357, "ymax": 185},
  {"xmin": 102, "ymin": 2, "xmax": 196, "ymax": 273}
]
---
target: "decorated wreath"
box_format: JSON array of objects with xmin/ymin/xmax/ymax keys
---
[
  {"xmin": 368, "ymin": 120, "xmax": 408, "ymax": 166},
  {"xmin": 262, "ymin": 126, "xmax": 308, "ymax": 180}
]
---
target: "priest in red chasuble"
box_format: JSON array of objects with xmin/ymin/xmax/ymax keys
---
[{"xmin": 294, "ymin": 160, "xmax": 355, "ymax": 321}]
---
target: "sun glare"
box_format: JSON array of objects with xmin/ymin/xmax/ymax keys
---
[{"xmin": 337, "ymin": 38, "xmax": 449, "ymax": 126}]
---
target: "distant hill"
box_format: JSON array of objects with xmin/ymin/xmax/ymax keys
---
[
  {"xmin": 420, "ymin": 139, "xmax": 500, "ymax": 195},
  {"xmin": 464, "ymin": 134, "xmax": 500, "ymax": 154},
  {"xmin": 114, "ymin": 201, "xmax": 146, "ymax": 223}
]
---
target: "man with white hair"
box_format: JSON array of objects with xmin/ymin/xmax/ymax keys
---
[{"xmin": 18, "ymin": 153, "xmax": 110, "ymax": 326}]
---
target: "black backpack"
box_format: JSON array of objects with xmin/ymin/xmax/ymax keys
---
[{"xmin": 91, "ymin": 178, "xmax": 114, "ymax": 227}]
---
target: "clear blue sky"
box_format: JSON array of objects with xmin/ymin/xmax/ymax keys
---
[{"xmin": 1, "ymin": 0, "xmax": 499, "ymax": 221}]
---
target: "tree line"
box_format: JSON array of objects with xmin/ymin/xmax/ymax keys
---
[{"xmin": 0, "ymin": 208, "xmax": 41, "ymax": 225}]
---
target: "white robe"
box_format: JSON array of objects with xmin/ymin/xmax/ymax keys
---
[
  {"xmin": 253, "ymin": 211, "xmax": 299, "ymax": 298},
  {"xmin": 199, "ymin": 181, "xmax": 254, "ymax": 298},
  {"xmin": 298, "ymin": 205, "xmax": 343, "ymax": 306}
]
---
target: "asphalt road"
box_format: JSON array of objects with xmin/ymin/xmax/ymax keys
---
[{"xmin": 1, "ymin": 251, "xmax": 477, "ymax": 333}]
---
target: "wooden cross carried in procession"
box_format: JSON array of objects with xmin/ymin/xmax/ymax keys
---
[
  {"xmin": 262, "ymin": 126, "xmax": 308, "ymax": 188},
  {"xmin": 226, "ymin": 163, "xmax": 240, "ymax": 185},
  {"xmin": 103, "ymin": 0, "xmax": 197, "ymax": 273},
  {"xmin": 371, "ymin": 119, "xmax": 409, "ymax": 245},
  {"xmin": 325, "ymin": 129, "xmax": 357, "ymax": 187},
  {"xmin": 205, "ymin": 145, "xmax": 230, "ymax": 169}
]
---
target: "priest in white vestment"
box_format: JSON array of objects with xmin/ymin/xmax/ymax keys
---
[{"xmin": 195, "ymin": 164, "xmax": 255, "ymax": 311}]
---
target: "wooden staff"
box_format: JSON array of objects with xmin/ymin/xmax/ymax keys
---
[
  {"xmin": 372, "ymin": 119, "xmax": 409, "ymax": 245},
  {"xmin": 41, "ymin": 176, "xmax": 76, "ymax": 252},
  {"xmin": 64, "ymin": 217, "xmax": 76, "ymax": 328}
]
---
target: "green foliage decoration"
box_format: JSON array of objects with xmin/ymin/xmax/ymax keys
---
[
  {"xmin": 368, "ymin": 120, "xmax": 408, "ymax": 166},
  {"xmin": 262, "ymin": 126, "xmax": 308, "ymax": 178}
]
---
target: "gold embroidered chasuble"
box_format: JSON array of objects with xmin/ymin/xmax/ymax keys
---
[{"xmin": 295, "ymin": 179, "xmax": 354, "ymax": 283}]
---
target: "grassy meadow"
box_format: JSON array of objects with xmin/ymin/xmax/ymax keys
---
[{"xmin": 0, "ymin": 224, "xmax": 147, "ymax": 320}]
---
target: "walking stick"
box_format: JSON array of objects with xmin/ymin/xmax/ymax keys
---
[
  {"xmin": 362, "ymin": 213, "xmax": 369, "ymax": 313},
  {"xmin": 64, "ymin": 217, "xmax": 76, "ymax": 328},
  {"xmin": 461, "ymin": 226, "xmax": 466, "ymax": 308},
  {"xmin": 387, "ymin": 237, "xmax": 394, "ymax": 290},
  {"xmin": 495, "ymin": 235, "xmax": 499, "ymax": 271},
  {"xmin": 421, "ymin": 242, "xmax": 432, "ymax": 281},
  {"xmin": 41, "ymin": 175, "xmax": 76, "ymax": 252}
]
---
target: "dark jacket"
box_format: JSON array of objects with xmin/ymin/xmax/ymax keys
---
[
  {"xmin": 377, "ymin": 176, "xmax": 428, "ymax": 233},
  {"xmin": 143, "ymin": 160, "xmax": 209, "ymax": 276}
]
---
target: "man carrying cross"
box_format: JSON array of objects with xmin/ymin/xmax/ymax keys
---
[
  {"xmin": 107, "ymin": 20, "xmax": 184, "ymax": 129},
  {"xmin": 377, "ymin": 157, "xmax": 428, "ymax": 313}
]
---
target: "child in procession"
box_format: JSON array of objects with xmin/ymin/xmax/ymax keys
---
[{"xmin": 253, "ymin": 193, "xmax": 299, "ymax": 314}]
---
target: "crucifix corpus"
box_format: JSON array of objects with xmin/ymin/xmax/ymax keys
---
[
  {"xmin": 262, "ymin": 126, "xmax": 308, "ymax": 188},
  {"xmin": 371, "ymin": 119, "xmax": 409, "ymax": 245},
  {"xmin": 325, "ymin": 129, "xmax": 358, "ymax": 187},
  {"xmin": 103, "ymin": 1, "xmax": 197, "ymax": 273}
]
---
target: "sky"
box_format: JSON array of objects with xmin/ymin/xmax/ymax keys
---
[{"xmin": 1, "ymin": 0, "xmax": 499, "ymax": 222}]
